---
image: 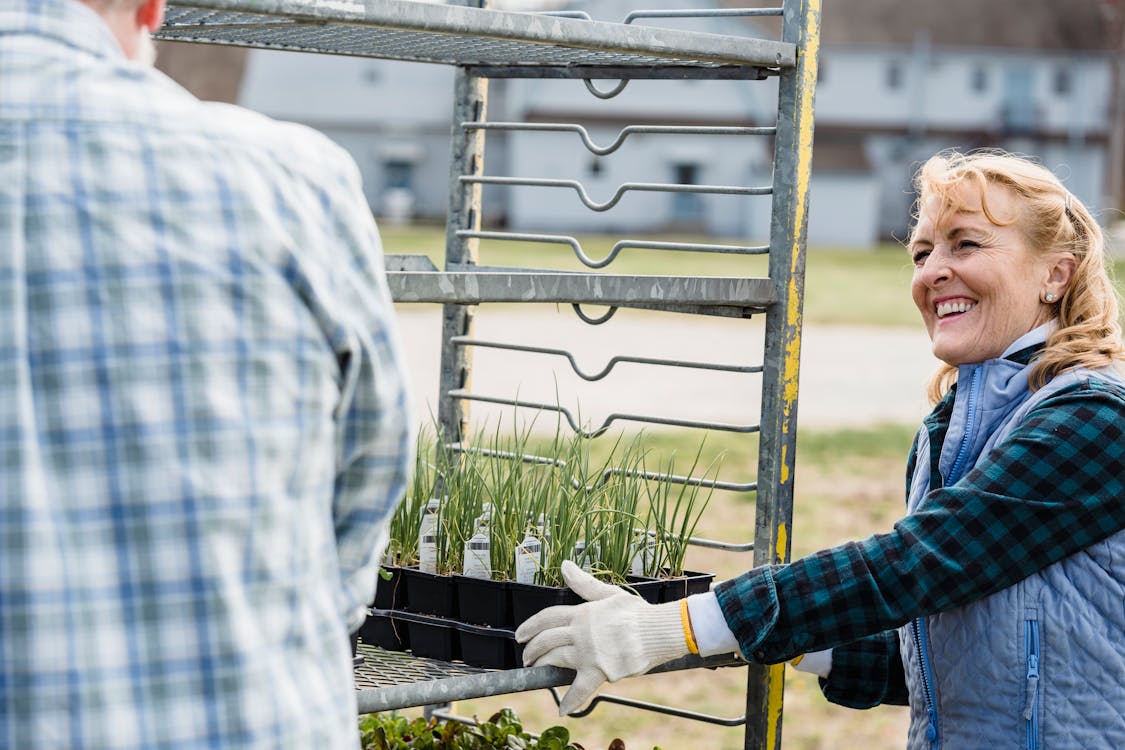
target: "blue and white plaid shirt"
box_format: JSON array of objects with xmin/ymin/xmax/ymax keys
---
[{"xmin": 0, "ymin": 1, "xmax": 415, "ymax": 747}]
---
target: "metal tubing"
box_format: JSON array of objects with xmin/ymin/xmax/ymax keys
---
[
  {"xmin": 357, "ymin": 654, "xmax": 741, "ymax": 714},
  {"xmin": 459, "ymin": 228, "xmax": 768, "ymax": 267},
  {"xmin": 561, "ymin": 688, "xmax": 747, "ymax": 726},
  {"xmin": 462, "ymin": 123, "xmax": 776, "ymax": 157},
  {"xmin": 469, "ymin": 65, "xmax": 774, "ymax": 80},
  {"xmin": 461, "ymin": 175, "xmax": 770, "ymax": 212},
  {"xmin": 437, "ymin": 1, "xmax": 488, "ymax": 445},
  {"xmin": 452, "ymin": 336, "xmax": 763, "ymax": 380},
  {"xmin": 623, "ymin": 8, "xmax": 784, "ymax": 23},
  {"xmin": 386, "ymin": 272, "xmax": 777, "ymax": 309},
  {"xmin": 449, "ymin": 390, "xmax": 761, "ymax": 437}
]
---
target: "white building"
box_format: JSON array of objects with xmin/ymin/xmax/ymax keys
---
[{"xmin": 224, "ymin": 0, "xmax": 1119, "ymax": 246}]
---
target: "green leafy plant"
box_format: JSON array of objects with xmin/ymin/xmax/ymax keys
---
[
  {"xmin": 436, "ymin": 441, "xmax": 486, "ymax": 576},
  {"xmin": 357, "ymin": 708, "xmax": 608, "ymax": 750},
  {"xmin": 588, "ymin": 434, "xmax": 649, "ymax": 582},
  {"xmin": 388, "ymin": 428, "xmax": 439, "ymax": 566},
  {"xmin": 409, "ymin": 412, "xmax": 718, "ymax": 589},
  {"xmin": 642, "ymin": 442, "xmax": 721, "ymax": 578}
]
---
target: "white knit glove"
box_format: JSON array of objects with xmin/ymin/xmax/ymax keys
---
[{"xmin": 514, "ymin": 560, "xmax": 690, "ymax": 716}]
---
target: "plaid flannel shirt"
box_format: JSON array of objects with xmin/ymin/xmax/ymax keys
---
[
  {"xmin": 714, "ymin": 349, "xmax": 1125, "ymax": 708},
  {"xmin": 0, "ymin": 1, "xmax": 415, "ymax": 747}
]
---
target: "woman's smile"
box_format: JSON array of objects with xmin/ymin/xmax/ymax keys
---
[
  {"xmin": 909, "ymin": 184, "xmax": 1063, "ymax": 366},
  {"xmin": 933, "ymin": 297, "xmax": 976, "ymax": 320}
]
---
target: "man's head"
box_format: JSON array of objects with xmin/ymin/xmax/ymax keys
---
[{"xmin": 82, "ymin": 0, "xmax": 165, "ymax": 63}]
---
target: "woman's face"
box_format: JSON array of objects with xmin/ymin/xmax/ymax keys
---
[{"xmin": 909, "ymin": 182, "xmax": 1062, "ymax": 366}]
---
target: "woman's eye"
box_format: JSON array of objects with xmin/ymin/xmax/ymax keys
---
[
  {"xmin": 957, "ymin": 240, "xmax": 980, "ymax": 250},
  {"xmin": 912, "ymin": 250, "xmax": 930, "ymax": 266}
]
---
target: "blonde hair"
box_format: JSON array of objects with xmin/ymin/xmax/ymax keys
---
[{"xmin": 910, "ymin": 149, "xmax": 1125, "ymax": 404}]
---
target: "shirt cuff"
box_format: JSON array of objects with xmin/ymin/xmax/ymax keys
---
[
  {"xmin": 791, "ymin": 648, "xmax": 833, "ymax": 678},
  {"xmin": 712, "ymin": 566, "xmax": 783, "ymax": 662},
  {"xmin": 685, "ymin": 592, "xmax": 742, "ymax": 657}
]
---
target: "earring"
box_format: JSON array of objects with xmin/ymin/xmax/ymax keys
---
[{"xmin": 1044, "ymin": 292, "xmax": 1057, "ymax": 303}]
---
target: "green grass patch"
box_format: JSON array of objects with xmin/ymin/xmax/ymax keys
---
[{"xmin": 797, "ymin": 421, "xmax": 918, "ymax": 465}]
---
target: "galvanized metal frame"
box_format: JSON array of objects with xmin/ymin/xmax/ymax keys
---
[
  {"xmin": 436, "ymin": 0, "xmax": 489, "ymax": 446},
  {"xmin": 158, "ymin": 0, "xmax": 795, "ymax": 70},
  {"xmin": 157, "ymin": 2, "xmax": 819, "ymax": 748},
  {"xmin": 744, "ymin": 1, "xmax": 820, "ymax": 748}
]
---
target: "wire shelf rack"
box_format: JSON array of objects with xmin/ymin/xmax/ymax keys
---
[
  {"xmin": 159, "ymin": 0, "xmax": 794, "ymax": 76},
  {"xmin": 158, "ymin": 1, "xmax": 821, "ymax": 746}
]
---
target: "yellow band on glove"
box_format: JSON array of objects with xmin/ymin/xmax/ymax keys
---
[{"xmin": 680, "ymin": 598, "xmax": 699, "ymax": 655}]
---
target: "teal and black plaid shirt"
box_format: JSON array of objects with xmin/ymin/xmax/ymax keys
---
[
  {"xmin": 0, "ymin": 1, "xmax": 414, "ymax": 747},
  {"xmin": 715, "ymin": 359, "xmax": 1125, "ymax": 706}
]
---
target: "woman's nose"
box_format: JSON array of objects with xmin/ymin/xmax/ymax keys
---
[{"xmin": 918, "ymin": 249, "xmax": 951, "ymax": 287}]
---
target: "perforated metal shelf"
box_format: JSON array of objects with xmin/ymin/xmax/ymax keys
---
[
  {"xmin": 158, "ymin": 0, "xmax": 795, "ymax": 77},
  {"xmin": 354, "ymin": 642, "xmax": 566, "ymax": 713},
  {"xmin": 353, "ymin": 642, "xmax": 743, "ymax": 714}
]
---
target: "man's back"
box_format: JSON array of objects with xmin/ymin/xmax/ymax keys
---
[{"xmin": 0, "ymin": 1, "xmax": 414, "ymax": 747}]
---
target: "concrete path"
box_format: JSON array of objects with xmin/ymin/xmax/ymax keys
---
[{"xmin": 393, "ymin": 305, "xmax": 938, "ymax": 433}]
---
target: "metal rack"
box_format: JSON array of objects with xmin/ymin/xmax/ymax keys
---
[{"xmin": 158, "ymin": 2, "xmax": 820, "ymax": 748}]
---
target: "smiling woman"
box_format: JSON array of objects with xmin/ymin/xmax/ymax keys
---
[
  {"xmin": 908, "ymin": 150, "xmax": 1123, "ymax": 401},
  {"xmin": 514, "ymin": 150, "xmax": 1125, "ymax": 750},
  {"xmin": 908, "ymin": 180, "xmax": 1071, "ymax": 369}
]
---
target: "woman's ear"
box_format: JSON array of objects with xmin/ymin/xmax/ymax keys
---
[{"xmin": 1044, "ymin": 252, "xmax": 1077, "ymax": 299}]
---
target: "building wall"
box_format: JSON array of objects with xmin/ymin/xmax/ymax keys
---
[
  {"xmin": 808, "ymin": 173, "xmax": 882, "ymax": 247},
  {"xmin": 816, "ymin": 43, "xmax": 1114, "ymax": 238},
  {"xmin": 816, "ymin": 44, "xmax": 1112, "ymax": 137},
  {"xmin": 239, "ymin": 50, "xmax": 457, "ymax": 222}
]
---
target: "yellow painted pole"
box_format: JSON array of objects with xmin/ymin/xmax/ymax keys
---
[{"xmin": 744, "ymin": 0, "xmax": 820, "ymax": 748}]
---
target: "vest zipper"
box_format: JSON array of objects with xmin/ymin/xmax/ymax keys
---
[
  {"xmin": 946, "ymin": 365, "xmax": 982, "ymax": 486},
  {"xmin": 915, "ymin": 365, "xmax": 982, "ymax": 749},
  {"xmin": 1024, "ymin": 617, "xmax": 1040, "ymax": 750},
  {"xmin": 912, "ymin": 618, "xmax": 940, "ymax": 750}
]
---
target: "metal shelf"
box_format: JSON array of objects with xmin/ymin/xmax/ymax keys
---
[
  {"xmin": 158, "ymin": 0, "xmax": 794, "ymax": 77},
  {"xmin": 158, "ymin": 1, "xmax": 821, "ymax": 744},
  {"xmin": 386, "ymin": 270, "xmax": 776, "ymax": 311},
  {"xmin": 354, "ymin": 642, "xmax": 743, "ymax": 714}
]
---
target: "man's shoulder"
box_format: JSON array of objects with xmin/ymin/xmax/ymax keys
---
[
  {"xmin": 194, "ymin": 99, "xmax": 355, "ymax": 176},
  {"xmin": 104, "ymin": 66, "xmax": 358, "ymax": 185}
]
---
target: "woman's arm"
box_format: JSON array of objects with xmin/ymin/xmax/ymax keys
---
[
  {"xmin": 819, "ymin": 632, "xmax": 908, "ymax": 708},
  {"xmin": 715, "ymin": 380, "xmax": 1125, "ymax": 663}
]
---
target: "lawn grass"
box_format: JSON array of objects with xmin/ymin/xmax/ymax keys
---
[{"xmin": 379, "ymin": 224, "xmax": 921, "ymax": 327}]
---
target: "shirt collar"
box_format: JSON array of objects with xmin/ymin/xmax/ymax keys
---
[
  {"xmin": 1, "ymin": 0, "xmax": 126, "ymax": 61},
  {"xmin": 1000, "ymin": 320, "xmax": 1056, "ymax": 364}
]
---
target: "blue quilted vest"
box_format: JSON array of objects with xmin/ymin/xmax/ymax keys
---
[{"xmin": 900, "ymin": 354, "xmax": 1125, "ymax": 750}]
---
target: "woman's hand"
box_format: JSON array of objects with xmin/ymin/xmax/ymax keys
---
[{"xmin": 515, "ymin": 561, "xmax": 690, "ymax": 715}]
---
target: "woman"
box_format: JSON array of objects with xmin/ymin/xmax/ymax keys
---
[{"xmin": 516, "ymin": 150, "xmax": 1125, "ymax": 748}]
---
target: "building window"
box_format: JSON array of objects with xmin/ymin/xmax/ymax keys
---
[
  {"xmin": 971, "ymin": 65, "xmax": 988, "ymax": 92},
  {"xmin": 886, "ymin": 61, "xmax": 902, "ymax": 90},
  {"xmin": 383, "ymin": 159, "xmax": 414, "ymax": 191},
  {"xmin": 670, "ymin": 163, "xmax": 703, "ymax": 224},
  {"xmin": 1054, "ymin": 67, "xmax": 1072, "ymax": 95}
]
